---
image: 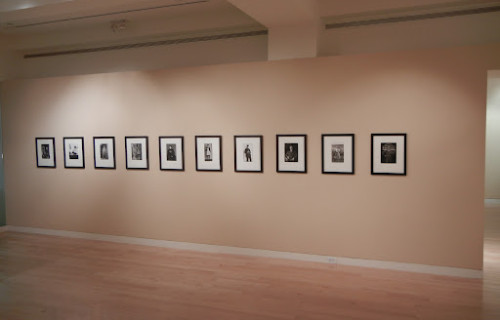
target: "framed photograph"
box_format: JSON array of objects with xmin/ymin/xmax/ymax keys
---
[
  {"xmin": 234, "ymin": 135, "xmax": 263, "ymax": 173},
  {"xmin": 276, "ymin": 134, "xmax": 307, "ymax": 173},
  {"xmin": 322, "ymin": 134, "xmax": 354, "ymax": 174},
  {"xmin": 125, "ymin": 136, "xmax": 149, "ymax": 170},
  {"xmin": 195, "ymin": 135, "xmax": 222, "ymax": 171},
  {"xmin": 159, "ymin": 136, "xmax": 184, "ymax": 171},
  {"xmin": 63, "ymin": 137, "xmax": 85, "ymax": 168},
  {"xmin": 371, "ymin": 133, "xmax": 407, "ymax": 175},
  {"xmin": 93, "ymin": 136, "xmax": 116, "ymax": 169},
  {"xmin": 35, "ymin": 137, "xmax": 56, "ymax": 168}
]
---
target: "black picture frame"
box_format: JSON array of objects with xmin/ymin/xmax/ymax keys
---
[
  {"xmin": 276, "ymin": 134, "xmax": 307, "ymax": 173},
  {"xmin": 322, "ymin": 134, "xmax": 355, "ymax": 174},
  {"xmin": 234, "ymin": 135, "xmax": 263, "ymax": 173},
  {"xmin": 125, "ymin": 136, "xmax": 149, "ymax": 170},
  {"xmin": 195, "ymin": 135, "xmax": 222, "ymax": 171},
  {"xmin": 35, "ymin": 137, "xmax": 56, "ymax": 168},
  {"xmin": 159, "ymin": 136, "xmax": 185, "ymax": 171},
  {"xmin": 371, "ymin": 133, "xmax": 407, "ymax": 175},
  {"xmin": 63, "ymin": 137, "xmax": 85, "ymax": 169},
  {"xmin": 93, "ymin": 136, "xmax": 116, "ymax": 169}
]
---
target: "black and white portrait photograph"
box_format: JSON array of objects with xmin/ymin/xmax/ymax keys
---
[
  {"xmin": 284, "ymin": 143, "xmax": 299, "ymax": 162},
  {"xmin": 132, "ymin": 143, "xmax": 142, "ymax": 160},
  {"xmin": 42, "ymin": 144, "xmax": 50, "ymax": 159},
  {"xmin": 244, "ymin": 144, "xmax": 253, "ymax": 162},
  {"xmin": 277, "ymin": 135, "xmax": 306, "ymax": 173},
  {"xmin": 371, "ymin": 133, "xmax": 406, "ymax": 175},
  {"xmin": 332, "ymin": 144, "xmax": 344, "ymax": 163},
  {"xmin": 125, "ymin": 136, "xmax": 149, "ymax": 170},
  {"xmin": 204, "ymin": 143, "xmax": 213, "ymax": 162},
  {"xmin": 195, "ymin": 136, "xmax": 222, "ymax": 171},
  {"xmin": 159, "ymin": 136, "xmax": 184, "ymax": 171},
  {"xmin": 94, "ymin": 137, "xmax": 116, "ymax": 169},
  {"xmin": 100, "ymin": 144, "xmax": 109, "ymax": 160},
  {"xmin": 166, "ymin": 144, "xmax": 177, "ymax": 161},
  {"xmin": 234, "ymin": 136, "xmax": 263, "ymax": 173},
  {"xmin": 381, "ymin": 143, "xmax": 397, "ymax": 163},
  {"xmin": 63, "ymin": 137, "xmax": 85, "ymax": 168},
  {"xmin": 36, "ymin": 137, "xmax": 56, "ymax": 168},
  {"xmin": 322, "ymin": 134, "xmax": 354, "ymax": 174}
]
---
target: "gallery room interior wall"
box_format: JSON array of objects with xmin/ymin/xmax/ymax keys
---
[
  {"xmin": 2, "ymin": 43, "xmax": 500, "ymax": 270},
  {"xmin": 486, "ymin": 70, "xmax": 500, "ymax": 199}
]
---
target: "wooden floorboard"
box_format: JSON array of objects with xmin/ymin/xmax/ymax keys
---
[{"xmin": 1, "ymin": 205, "xmax": 500, "ymax": 320}]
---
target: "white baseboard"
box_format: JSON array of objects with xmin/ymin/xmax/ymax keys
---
[
  {"xmin": 0, "ymin": 225, "xmax": 8, "ymax": 233},
  {"xmin": 5, "ymin": 225, "xmax": 482, "ymax": 279}
]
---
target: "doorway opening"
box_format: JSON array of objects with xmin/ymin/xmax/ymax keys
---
[{"xmin": 484, "ymin": 71, "xmax": 500, "ymax": 316}]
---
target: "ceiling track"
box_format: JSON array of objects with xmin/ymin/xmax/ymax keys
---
[
  {"xmin": 11, "ymin": 0, "xmax": 209, "ymax": 29},
  {"xmin": 23, "ymin": 30, "xmax": 268, "ymax": 59},
  {"xmin": 326, "ymin": 5, "xmax": 500, "ymax": 29}
]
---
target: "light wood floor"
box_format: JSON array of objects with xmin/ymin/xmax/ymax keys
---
[{"xmin": 1, "ymin": 204, "xmax": 500, "ymax": 320}]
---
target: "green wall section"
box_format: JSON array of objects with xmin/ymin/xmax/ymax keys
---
[{"xmin": 0, "ymin": 97, "xmax": 5, "ymax": 226}]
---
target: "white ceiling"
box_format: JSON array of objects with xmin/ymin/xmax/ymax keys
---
[
  {"xmin": 1, "ymin": 0, "xmax": 499, "ymax": 80},
  {"xmin": 1, "ymin": 0, "xmax": 500, "ymax": 55},
  {"xmin": 2, "ymin": 0, "xmax": 499, "ymax": 32},
  {"xmin": 0, "ymin": 0, "xmax": 233, "ymax": 31}
]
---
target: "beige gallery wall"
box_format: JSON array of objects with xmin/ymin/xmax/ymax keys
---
[{"xmin": 2, "ymin": 43, "xmax": 500, "ymax": 270}]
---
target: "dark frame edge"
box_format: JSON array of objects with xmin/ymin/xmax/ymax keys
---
[
  {"xmin": 35, "ymin": 137, "xmax": 56, "ymax": 168},
  {"xmin": 195, "ymin": 135, "xmax": 223, "ymax": 172},
  {"xmin": 63, "ymin": 136, "xmax": 85, "ymax": 169},
  {"xmin": 93, "ymin": 136, "xmax": 116, "ymax": 170},
  {"xmin": 276, "ymin": 134, "xmax": 307, "ymax": 174},
  {"xmin": 125, "ymin": 136, "xmax": 149, "ymax": 170},
  {"xmin": 371, "ymin": 133, "xmax": 407, "ymax": 176},
  {"xmin": 159, "ymin": 136, "xmax": 185, "ymax": 171},
  {"xmin": 321, "ymin": 133, "xmax": 355, "ymax": 175},
  {"xmin": 234, "ymin": 135, "xmax": 263, "ymax": 173}
]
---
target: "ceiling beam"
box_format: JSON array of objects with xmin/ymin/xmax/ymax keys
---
[{"xmin": 227, "ymin": 0, "xmax": 322, "ymax": 60}]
